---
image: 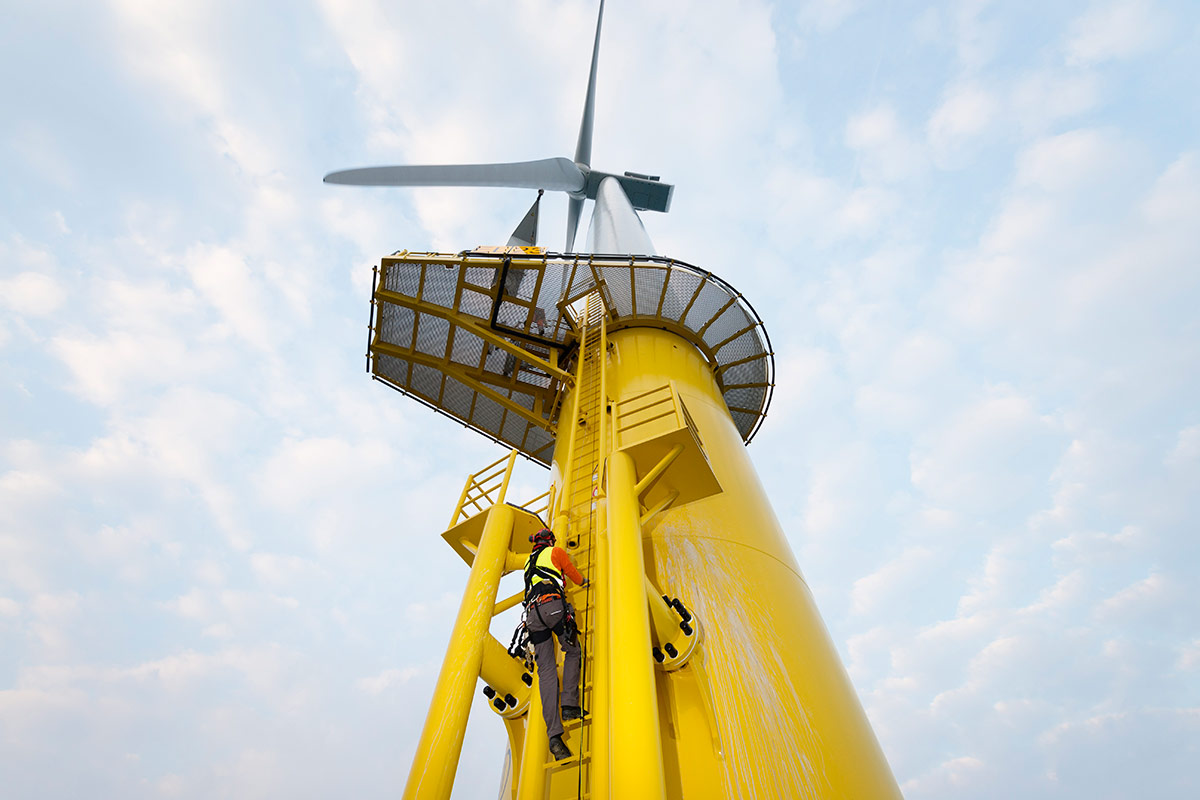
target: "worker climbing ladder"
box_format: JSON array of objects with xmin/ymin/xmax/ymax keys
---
[{"xmin": 521, "ymin": 291, "xmax": 608, "ymax": 799}]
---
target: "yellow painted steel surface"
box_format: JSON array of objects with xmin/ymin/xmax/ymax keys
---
[
  {"xmin": 403, "ymin": 503, "xmax": 514, "ymax": 800},
  {"xmin": 585, "ymin": 326, "xmax": 902, "ymax": 799},
  {"xmin": 606, "ymin": 449, "xmax": 668, "ymax": 799},
  {"xmin": 399, "ymin": 294, "xmax": 900, "ymax": 798}
]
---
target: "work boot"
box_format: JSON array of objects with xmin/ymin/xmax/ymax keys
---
[
  {"xmin": 561, "ymin": 705, "xmax": 587, "ymax": 721},
  {"xmin": 548, "ymin": 735, "xmax": 572, "ymax": 761}
]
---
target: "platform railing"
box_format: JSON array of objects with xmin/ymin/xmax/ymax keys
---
[{"xmin": 450, "ymin": 450, "xmax": 519, "ymax": 528}]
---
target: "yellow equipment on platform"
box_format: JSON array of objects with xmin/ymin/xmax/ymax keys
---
[{"xmin": 368, "ymin": 250, "xmax": 902, "ymax": 799}]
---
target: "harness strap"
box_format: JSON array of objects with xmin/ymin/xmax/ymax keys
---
[{"xmin": 523, "ymin": 544, "xmax": 564, "ymax": 602}]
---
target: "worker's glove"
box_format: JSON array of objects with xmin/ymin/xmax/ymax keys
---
[{"xmin": 580, "ymin": 577, "xmax": 590, "ymax": 587}]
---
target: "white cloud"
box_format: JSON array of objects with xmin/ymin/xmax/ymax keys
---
[
  {"xmin": 1143, "ymin": 152, "xmax": 1200, "ymax": 227},
  {"xmin": 51, "ymin": 331, "xmax": 191, "ymax": 407},
  {"xmin": 851, "ymin": 547, "xmax": 935, "ymax": 616},
  {"xmin": 1176, "ymin": 639, "xmax": 1200, "ymax": 672},
  {"xmin": 185, "ymin": 245, "xmax": 277, "ymax": 351},
  {"xmin": 1065, "ymin": 0, "xmax": 1165, "ymax": 66},
  {"xmin": 1166, "ymin": 424, "xmax": 1200, "ymax": 467},
  {"xmin": 910, "ymin": 389, "xmax": 1060, "ymax": 514},
  {"xmin": 1014, "ymin": 128, "xmax": 1128, "ymax": 193},
  {"xmin": 902, "ymin": 754, "xmax": 986, "ymax": 795},
  {"xmin": 927, "ymin": 84, "xmax": 998, "ymax": 163},
  {"xmin": 257, "ymin": 436, "xmax": 394, "ymax": 510},
  {"xmin": 855, "ymin": 332, "xmax": 956, "ymax": 429},
  {"xmin": 249, "ymin": 553, "xmax": 320, "ymax": 587},
  {"xmin": 1011, "ymin": 69, "xmax": 1101, "ymax": 133},
  {"xmin": 846, "ymin": 105, "xmax": 926, "ymax": 183},
  {"xmin": 0, "ymin": 272, "xmax": 62, "ymax": 317},
  {"xmin": 797, "ymin": 0, "xmax": 861, "ymax": 32},
  {"xmin": 1096, "ymin": 572, "xmax": 1173, "ymax": 622},
  {"xmin": 802, "ymin": 443, "xmax": 886, "ymax": 543},
  {"xmin": 357, "ymin": 667, "xmax": 420, "ymax": 695},
  {"xmin": 1020, "ymin": 569, "xmax": 1086, "ymax": 616},
  {"xmin": 110, "ymin": 0, "xmax": 277, "ymax": 176},
  {"xmin": 952, "ymin": 0, "xmax": 1001, "ymax": 71}
]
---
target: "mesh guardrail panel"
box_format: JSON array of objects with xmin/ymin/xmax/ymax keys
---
[{"xmin": 369, "ymin": 251, "xmax": 773, "ymax": 465}]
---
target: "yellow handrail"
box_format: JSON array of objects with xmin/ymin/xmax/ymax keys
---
[{"xmin": 450, "ymin": 449, "xmax": 519, "ymax": 527}]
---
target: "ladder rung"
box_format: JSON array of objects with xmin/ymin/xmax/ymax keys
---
[{"xmin": 545, "ymin": 752, "xmax": 591, "ymax": 772}]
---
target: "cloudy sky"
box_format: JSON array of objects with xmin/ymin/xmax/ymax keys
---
[{"xmin": 2, "ymin": 0, "xmax": 1198, "ymax": 797}]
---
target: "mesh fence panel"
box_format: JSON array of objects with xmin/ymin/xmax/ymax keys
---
[
  {"xmin": 442, "ymin": 376, "xmax": 474, "ymax": 419},
  {"xmin": 371, "ymin": 251, "xmax": 774, "ymax": 460},
  {"xmin": 517, "ymin": 367, "xmax": 552, "ymax": 390},
  {"xmin": 423, "ymin": 264, "xmax": 459, "ymax": 308},
  {"xmin": 597, "ymin": 265, "xmax": 634, "ymax": 317},
  {"xmin": 410, "ymin": 363, "xmax": 443, "ymax": 403},
  {"xmin": 378, "ymin": 304, "xmax": 415, "ymax": 350},
  {"xmin": 566, "ymin": 262, "xmax": 598, "ymax": 299},
  {"xmin": 471, "ymin": 394, "xmax": 504, "ymax": 435},
  {"xmin": 528, "ymin": 429, "xmax": 555, "ymax": 462},
  {"xmin": 724, "ymin": 386, "xmax": 764, "ymax": 411},
  {"xmin": 684, "ymin": 280, "xmax": 728, "ymax": 332},
  {"xmin": 460, "ymin": 288, "xmax": 492, "ymax": 319},
  {"xmin": 660, "ymin": 269, "xmax": 703, "ymax": 321},
  {"xmin": 465, "ymin": 266, "xmax": 494, "ymax": 287},
  {"xmin": 501, "ymin": 408, "xmax": 527, "ymax": 444},
  {"xmin": 449, "ymin": 328, "xmax": 484, "ymax": 368},
  {"xmin": 702, "ymin": 303, "xmax": 750, "ymax": 350},
  {"xmin": 634, "ymin": 265, "xmax": 667, "ymax": 316},
  {"xmin": 715, "ymin": 328, "xmax": 763, "ymax": 365},
  {"xmin": 723, "ymin": 359, "xmax": 769, "ymax": 390},
  {"xmin": 415, "ymin": 314, "xmax": 450, "ymax": 358},
  {"xmin": 496, "ymin": 300, "xmax": 529, "ymax": 329},
  {"xmin": 385, "ymin": 264, "xmax": 421, "ymax": 296},
  {"xmin": 377, "ymin": 354, "xmax": 410, "ymax": 385}
]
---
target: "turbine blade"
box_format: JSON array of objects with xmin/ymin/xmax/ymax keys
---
[
  {"xmin": 566, "ymin": 196, "xmax": 584, "ymax": 252},
  {"xmin": 508, "ymin": 191, "xmax": 542, "ymax": 247},
  {"xmin": 573, "ymin": 0, "xmax": 606, "ymax": 168},
  {"xmin": 323, "ymin": 158, "xmax": 585, "ymax": 192}
]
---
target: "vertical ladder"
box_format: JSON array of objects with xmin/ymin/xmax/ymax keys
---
[{"xmin": 545, "ymin": 292, "xmax": 607, "ymax": 798}]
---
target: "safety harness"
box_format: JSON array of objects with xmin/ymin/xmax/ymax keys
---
[
  {"xmin": 523, "ymin": 544, "xmax": 564, "ymax": 603},
  {"xmin": 521, "ymin": 544, "xmax": 578, "ymax": 647}
]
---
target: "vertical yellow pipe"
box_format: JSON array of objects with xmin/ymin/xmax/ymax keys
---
[
  {"xmin": 515, "ymin": 671, "xmax": 548, "ymax": 800},
  {"xmin": 496, "ymin": 449, "xmax": 518, "ymax": 504},
  {"xmin": 592, "ymin": 329, "xmax": 612, "ymax": 798},
  {"xmin": 451, "ymin": 473, "xmax": 474, "ymax": 528},
  {"xmin": 402, "ymin": 504, "xmax": 515, "ymax": 800},
  {"xmin": 606, "ymin": 449, "xmax": 667, "ymax": 799},
  {"xmin": 591, "ymin": 500, "xmax": 611, "ymax": 800},
  {"xmin": 500, "ymin": 719, "xmax": 526, "ymax": 800}
]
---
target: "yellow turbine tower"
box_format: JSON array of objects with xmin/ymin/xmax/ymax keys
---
[{"xmin": 325, "ymin": 3, "xmax": 902, "ymax": 798}]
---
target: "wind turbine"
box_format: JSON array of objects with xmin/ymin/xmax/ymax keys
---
[
  {"xmin": 325, "ymin": 1, "xmax": 670, "ymax": 252},
  {"xmin": 325, "ymin": 2, "xmax": 901, "ymax": 799}
]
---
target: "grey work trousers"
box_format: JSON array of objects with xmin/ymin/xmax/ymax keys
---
[{"xmin": 525, "ymin": 595, "xmax": 581, "ymax": 739}]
